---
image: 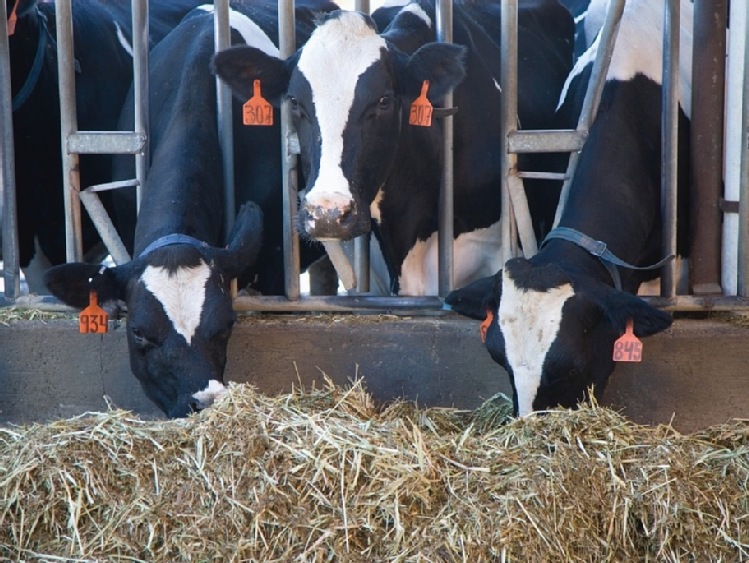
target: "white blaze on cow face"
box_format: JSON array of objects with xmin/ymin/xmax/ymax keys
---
[
  {"xmin": 192, "ymin": 379, "xmax": 227, "ymax": 407},
  {"xmin": 197, "ymin": 4, "xmax": 279, "ymax": 56},
  {"xmin": 400, "ymin": 3, "xmax": 432, "ymax": 28},
  {"xmin": 141, "ymin": 262, "xmax": 211, "ymax": 345},
  {"xmin": 499, "ymin": 268, "xmax": 575, "ymax": 417},
  {"xmin": 297, "ymin": 13, "xmax": 387, "ymax": 210}
]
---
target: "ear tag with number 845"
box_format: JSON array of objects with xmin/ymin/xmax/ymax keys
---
[
  {"xmin": 243, "ymin": 80, "xmax": 273, "ymax": 126},
  {"xmin": 612, "ymin": 319, "xmax": 642, "ymax": 362},
  {"xmin": 79, "ymin": 290, "xmax": 108, "ymax": 334}
]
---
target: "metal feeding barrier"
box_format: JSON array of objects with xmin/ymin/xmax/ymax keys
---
[{"xmin": 1, "ymin": 0, "xmax": 748, "ymax": 312}]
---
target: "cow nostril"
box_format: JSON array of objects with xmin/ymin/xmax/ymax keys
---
[{"xmin": 188, "ymin": 399, "xmax": 203, "ymax": 413}]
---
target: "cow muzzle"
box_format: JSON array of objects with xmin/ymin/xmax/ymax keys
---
[{"xmin": 299, "ymin": 193, "xmax": 370, "ymax": 241}]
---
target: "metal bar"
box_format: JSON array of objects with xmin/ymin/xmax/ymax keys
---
[
  {"xmin": 79, "ymin": 190, "xmax": 131, "ymax": 265},
  {"xmin": 354, "ymin": 0, "xmax": 369, "ymax": 12},
  {"xmin": 279, "ymin": 0, "xmax": 300, "ymax": 300},
  {"xmin": 508, "ymin": 129, "xmax": 587, "ymax": 154},
  {"xmin": 0, "ymin": 0, "xmax": 21, "ymax": 299},
  {"xmin": 516, "ymin": 172, "xmax": 567, "ymax": 181},
  {"xmin": 689, "ymin": 0, "xmax": 727, "ymax": 296},
  {"xmin": 499, "ymin": 0, "xmax": 519, "ymax": 263},
  {"xmin": 322, "ymin": 240, "xmax": 356, "ymax": 291},
  {"xmin": 132, "ymin": 0, "xmax": 149, "ymax": 212},
  {"xmin": 738, "ymin": 1, "xmax": 749, "ymax": 297},
  {"xmin": 553, "ymin": 0, "xmax": 626, "ymax": 227},
  {"xmin": 214, "ymin": 0, "xmax": 235, "ymax": 240},
  {"xmin": 84, "ymin": 179, "xmax": 139, "ymax": 193},
  {"xmin": 436, "ymin": 0, "xmax": 454, "ymax": 296},
  {"xmin": 55, "ymin": 0, "xmax": 84, "ymax": 262},
  {"xmin": 722, "ymin": 0, "xmax": 746, "ymax": 296},
  {"xmin": 660, "ymin": 0, "xmax": 680, "ymax": 298},
  {"xmin": 67, "ymin": 132, "xmax": 147, "ymax": 155},
  {"xmin": 354, "ymin": 235, "xmax": 370, "ymax": 293}
]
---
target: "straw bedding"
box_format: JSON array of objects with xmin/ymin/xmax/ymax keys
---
[{"xmin": 1, "ymin": 381, "xmax": 748, "ymax": 562}]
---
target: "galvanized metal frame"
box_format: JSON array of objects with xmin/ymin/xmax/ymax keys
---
[{"xmin": 2, "ymin": 0, "xmax": 749, "ymax": 312}]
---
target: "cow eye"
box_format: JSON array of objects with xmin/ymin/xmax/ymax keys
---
[
  {"xmin": 378, "ymin": 94, "xmax": 391, "ymax": 110},
  {"xmin": 288, "ymin": 96, "xmax": 299, "ymax": 111}
]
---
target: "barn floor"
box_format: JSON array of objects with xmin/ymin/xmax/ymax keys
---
[{"xmin": 0, "ymin": 312, "xmax": 747, "ymax": 432}]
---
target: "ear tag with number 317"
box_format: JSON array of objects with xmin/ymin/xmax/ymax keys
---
[
  {"xmin": 79, "ymin": 290, "xmax": 108, "ymax": 334},
  {"xmin": 409, "ymin": 80, "xmax": 433, "ymax": 127},
  {"xmin": 612, "ymin": 319, "xmax": 642, "ymax": 362},
  {"xmin": 243, "ymin": 79, "xmax": 273, "ymax": 126}
]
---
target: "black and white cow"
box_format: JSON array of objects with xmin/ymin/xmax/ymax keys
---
[
  {"xmin": 44, "ymin": 0, "xmax": 338, "ymax": 418},
  {"xmin": 213, "ymin": 0, "xmax": 575, "ymax": 295},
  {"xmin": 446, "ymin": 0, "xmax": 692, "ymax": 417},
  {"xmin": 6, "ymin": 0, "xmax": 202, "ymax": 292}
]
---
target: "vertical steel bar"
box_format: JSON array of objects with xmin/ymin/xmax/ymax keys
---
[
  {"xmin": 0, "ymin": 0, "xmax": 21, "ymax": 298},
  {"xmin": 55, "ymin": 0, "xmax": 83, "ymax": 262},
  {"xmin": 354, "ymin": 0, "xmax": 370, "ymax": 293},
  {"xmin": 660, "ymin": 0, "xmax": 680, "ymax": 298},
  {"xmin": 689, "ymin": 0, "xmax": 726, "ymax": 295},
  {"xmin": 279, "ymin": 0, "xmax": 300, "ymax": 299},
  {"xmin": 499, "ymin": 0, "xmax": 518, "ymax": 264},
  {"xmin": 722, "ymin": 0, "xmax": 746, "ymax": 295},
  {"xmin": 553, "ymin": 0, "xmax": 625, "ymax": 227},
  {"xmin": 214, "ymin": 0, "xmax": 235, "ymax": 239},
  {"xmin": 132, "ymin": 0, "xmax": 150, "ymax": 213},
  {"xmin": 436, "ymin": 0, "xmax": 454, "ymax": 295},
  {"xmin": 738, "ymin": 2, "xmax": 749, "ymax": 297}
]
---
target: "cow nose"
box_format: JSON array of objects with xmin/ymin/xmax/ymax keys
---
[{"xmin": 300, "ymin": 193, "xmax": 368, "ymax": 240}]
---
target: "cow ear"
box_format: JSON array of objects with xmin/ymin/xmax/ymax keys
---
[
  {"xmin": 43, "ymin": 263, "xmax": 129, "ymax": 309},
  {"xmin": 445, "ymin": 271, "xmax": 501, "ymax": 320},
  {"xmin": 213, "ymin": 201, "xmax": 264, "ymax": 280},
  {"xmin": 600, "ymin": 289, "xmax": 672, "ymax": 338},
  {"xmin": 211, "ymin": 46, "xmax": 291, "ymax": 106},
  {"xmin": 403, "ymin": 42, "xmax": 467, "ymax": 100}
]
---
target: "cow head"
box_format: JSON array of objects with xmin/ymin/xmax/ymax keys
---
[
  {"xmin": 212, "ymin": 9, "xmax": 466, "ymax": 241},
  {"xmin": 446, "ymin": 257, "xmax": 672, "ymax": 417},
  {"xmin": 43, "ymin": 202, "xmax": 263, "ymax": 418}
]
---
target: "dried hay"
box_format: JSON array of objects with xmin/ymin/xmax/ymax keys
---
[{"xmin": 1, "ymin": 380, "xmax": 748, "ymax": 562}]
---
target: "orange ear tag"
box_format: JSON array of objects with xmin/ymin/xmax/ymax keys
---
[
  {"xmin": 612, "ymin": 319, "xmax": 642, "ymax": 362},
  {"xmin": 8, "ymin": 0, "xmax": 19, "ymax": 36},
  {"xmin": 242, "ymin": 79, "xmax": 273, "ymax": 126},
  {"xmin": 479, "ymin": 309, "xmax": 494, "ymax": 344},
  {"xmin": 79, "ymin": 290, "xmax": 108, "ymax": 334},
  {"xmin": 409, "ymin": 80, "xmax": 433, "ymax": 127}
]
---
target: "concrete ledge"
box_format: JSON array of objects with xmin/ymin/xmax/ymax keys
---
[{"xmin": 1, "ymin": 315, "xmax": 747, "ymax": 433}]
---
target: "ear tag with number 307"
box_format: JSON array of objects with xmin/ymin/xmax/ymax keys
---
[
  {"xmin": 612, "ymin": 319, "xmax": 642, "ymax": 362},
  {"xmin": 79, "ymin": 290, "xmax": 108, "ymax": 334},
  {"xmin": 243, "ymin": 80, "xmax": 273, "ymax": 126},
  {"xmin": 409, "ymin": 80, "xmax": 433, "ymax": 127}
]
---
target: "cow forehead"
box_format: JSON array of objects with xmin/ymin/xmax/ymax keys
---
[
  {"xmin": 141, "ymin": 262, "xmax": 212, "ymax": 345},
  {"xmin": 297, "ymin": 12, "xmax": 387, "ymax": 104},
  {"xmin": 499, "ymin": 269, "xmax": 575, "ymax": 416}
]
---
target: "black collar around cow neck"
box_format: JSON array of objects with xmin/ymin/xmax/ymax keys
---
[
  {"xmin": 12, "ymin": 8, "xmax": 54, "ymax": 112},
  {"xmin": 138, "ymin": 234, "xmax": 210, "ymax": 260},
  {"xmin": 541, "ymin": 227, "xmax": 674, "ymax": 291}
]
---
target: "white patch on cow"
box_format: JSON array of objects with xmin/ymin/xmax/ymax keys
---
[
  {"xmin": 197, "ymin": 4, "xmax": 279, "ymax": 56},
  {"xmin": 558, "ymin": 0, "xmax": 693, "ymax": 119},
  {"xmin": 298, "ymin": 12, "xmax": 387, "ymax": 210},
  {"xmin": 499, "ymin": 269, "xmax": 575, "ymax": 417},
  {"xmin": 141, "ymin": 262, "xmax": 211, "ymax": 345},
  {"xmin": 400, "ymin": 3, "xmax": 431, "ymax": 28},
  {"xmin": 370, "ymin": 188, "xmax": 385, "ymax": 223},
  {"xmin": 398, "ymin": 221, "xmax": 503, "ymax": 296},
  {"xmin": 192, "ymin": 379, "xmax": 227, "ymax": 407},
  {"xmin": 379, "ymin": 0, "xmax": 410, "ymax": 8},
  {"xmin": 23, "ymin": 238, "xmax": 53, "ymax": 295}
]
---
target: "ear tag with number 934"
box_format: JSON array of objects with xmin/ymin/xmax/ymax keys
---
[
  {"xmin": 243, "ymin": 79, "xmax": 273, "ymax": 126},
  {"xmin": 409, "ymin": 80, "xmax": 433, "ymax": 127},
  {"xmin": 612, "ymin": 319, "xmax": 642, "ymax": 362},
  {"xmin": 79, "ymin": 290, "xmax": 108, "ymax": 334}
]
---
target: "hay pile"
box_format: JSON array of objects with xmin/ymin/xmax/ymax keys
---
[{"xmin": 1, "ymin": 381, "xmax": 748, "ymax": 562}]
